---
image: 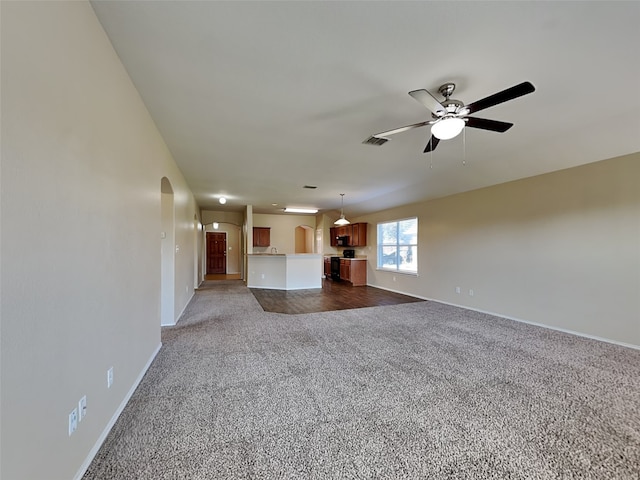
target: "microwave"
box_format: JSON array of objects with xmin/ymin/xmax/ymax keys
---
[{"xmin": 336, "ymin": 235, "xmax": 349, "ymax": 246}]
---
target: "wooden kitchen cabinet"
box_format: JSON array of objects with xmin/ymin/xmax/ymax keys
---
[
  {"xmin": 336, "ymin": 226, "xmax": 350, "ymax": 237},
  {"xmin": 349, "ymin": 223, "xmax": 367, "ymax": 247},
  {"xmin": 329, "ymin": 223, "xmax": 368, "ymax": 247},
  {"xmin": 324, "ymin": 256, "xmax": 331, "ymax": 278},
  {"xmin": 339, "ymin": 258, "xmax": 350, "ymax": 281},
  {"xmin": 339, "ymin": 258, "xmax": 366, "ymax": 286},
  {"xmin": 252, "ymin": 227, "xmax": 270, "ymax": 247}
]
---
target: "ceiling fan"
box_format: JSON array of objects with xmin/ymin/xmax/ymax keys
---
[{"xmin": 364, "ymin": 81, "xmax": 535, "ymax": 153}]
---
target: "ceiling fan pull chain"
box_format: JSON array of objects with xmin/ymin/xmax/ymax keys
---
[{"xmin": 462, "ymin": 127, "xmax": 466, "ymax": 166}]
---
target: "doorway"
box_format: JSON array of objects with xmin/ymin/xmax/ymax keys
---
[
  {"xmin": 295, "ymin": 225, "xmax": 314, "ymax": 253},
  {"xmin": 206, "ymin": 232, "xmax": 227, "ymax": 274}
]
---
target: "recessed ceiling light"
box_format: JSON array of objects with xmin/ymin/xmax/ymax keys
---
[
  {"xmin": 284, "ymin": 207, "xmax": 318, "ymax": 214},
  {"xmin": 219, "ymin": 197, "xmax": 227, "ymax": 204}
]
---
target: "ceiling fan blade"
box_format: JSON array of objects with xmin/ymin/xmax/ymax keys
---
[
  {"xmin": 465, "ymin": 117, "xmax": 513, "ymax": 133},
  {"xmin": 409, "ymin": 89, "xmax": 445, "ymax": 114},
  {"xmin": 372, "ymin": 120, "xmax": 432, "ymax": 138},
  {"xmin": 465, "ymin": 81, "xmax": 535, "ymax": 115},
  {"xmin": 423, "ymin": 135, "xmax": 440, "ymax": 153}
]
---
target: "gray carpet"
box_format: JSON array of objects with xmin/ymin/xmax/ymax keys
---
[{"xmin": 83, "ymin": 280, "xmax": 640, "ymax": 479}]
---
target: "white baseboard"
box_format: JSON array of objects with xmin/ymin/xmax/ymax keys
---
[
  {"xmin": 175, "ymin": 290, "xmax": 196, "ymax": 324},
  {"xmin": 368, "ymin": 283, "xmax": 640, "ymax": 351},
  {"xmin": 73, "ymin": 343, "xmax": 162, "ymax": 480},
  {"xmin": 162, "ymin": 290, "xmax": 196, "ymax": 326}
]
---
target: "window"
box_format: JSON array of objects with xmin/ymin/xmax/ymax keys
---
[{"xmin": 377, "ymin": 217, "xmax": 418, "ymax": 273}]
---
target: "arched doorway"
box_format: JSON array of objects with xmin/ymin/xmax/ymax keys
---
[{"xmin": 295, "ymin": 225, "xmax": 314, "ymax": 253}]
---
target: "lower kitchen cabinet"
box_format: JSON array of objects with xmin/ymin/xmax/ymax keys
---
[
  {"xmin": 339, "ymin": 259, "xmax": 350, "ymax": 281},
  {"xmin": 339, "ymin": 258, "xmax": 366, "ymax": 286}
]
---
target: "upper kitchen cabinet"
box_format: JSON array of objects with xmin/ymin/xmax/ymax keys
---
[
  {"xmin": 349, "ymin": 223, "xmax": 367, "ymax": 247},
  {"xmin": 329, "ymin": 223, "xmax": 367, "ymax": 247},
  {"xmin": 330, "ymin": 227, "xmax": 337, "ymax": 247},
  {"xmin": 253, "ymin": 227, "xmax": 271, "ymax": 247}
]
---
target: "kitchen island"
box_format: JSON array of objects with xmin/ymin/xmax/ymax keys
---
[{"xmin": 247, "ymin": 253, "xmax": 322, "ymax": 290}]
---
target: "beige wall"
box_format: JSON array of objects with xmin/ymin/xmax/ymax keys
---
[
  {"xmin": 253, "ymin": 213, "xmax": 316, "ymax": 254},
  {"xmin": 360, "ymin": 153, "xmax": 640, "ymax": 347},
  {"xmin": 1, "ymin": 2, "xmax": 199, "ymax": 479},
  {"xmin": 201, "ymin": 209, "xmax": 244, "ymax": 226},
  {"xmin": 315, "ymin": 213, "xmax": 340, "ymax": 255}
]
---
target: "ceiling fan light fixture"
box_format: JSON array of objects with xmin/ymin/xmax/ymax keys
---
[
  {"xmin": 334, "ymin": 193, "xmax": 350, "ymax": 225},
  {"xmin": 431, "ymin": 117, "xmax": 465, "ymax": 140}
]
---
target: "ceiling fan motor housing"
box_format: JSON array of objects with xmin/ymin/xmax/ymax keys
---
[
  {"xmin": 434, "ymin": 84, "xmax": 467, "ymax": 117},
  {"xmin": 438, "ymin": 83, "xmax": 456, "ymax": 98}
]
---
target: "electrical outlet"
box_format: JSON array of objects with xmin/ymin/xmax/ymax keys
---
[
  {"xmin": 107, "ymin": 367, "xmax": 114, "ymax": 388},
  {"xmin": 78, "ymin": 396, "xmax": 87, "ymax": 422},
  {"xmin": 393, "ymin": 276, "xmax": 396, "ymax": 282},
  {"xmin": 455, "ymin": 286, "xmax": 461, "ymax": 294},
  {"xmin": 469, "ymin": 289, "xmax": 474, "ymax": 297},
  {"xmin": 69, "ymin": 408, "xmax": 78, "ymax": 436}
]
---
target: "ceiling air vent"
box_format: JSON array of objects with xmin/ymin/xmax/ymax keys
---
[{"xmin": 362, "ymin": 135, "xmax": 389, "ymax": 146}]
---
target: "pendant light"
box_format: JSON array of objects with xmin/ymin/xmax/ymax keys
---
[{"xmin": 334, "ymin": 193, "xmax": 350, "ymax": 226}]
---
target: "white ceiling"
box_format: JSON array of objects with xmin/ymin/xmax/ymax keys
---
[{"xmin": 90, "ymin": 1, "xmax": 640, "ymax": 217}]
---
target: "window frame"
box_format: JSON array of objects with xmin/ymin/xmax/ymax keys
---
[{"xmin": 376, "ymin": 217, "xmax": 418, "ymax": 274}]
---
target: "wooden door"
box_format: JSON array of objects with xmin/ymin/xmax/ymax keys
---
[{"xmin": 206, "ymin": 232, "xmax": 227, "ymax": 274}]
